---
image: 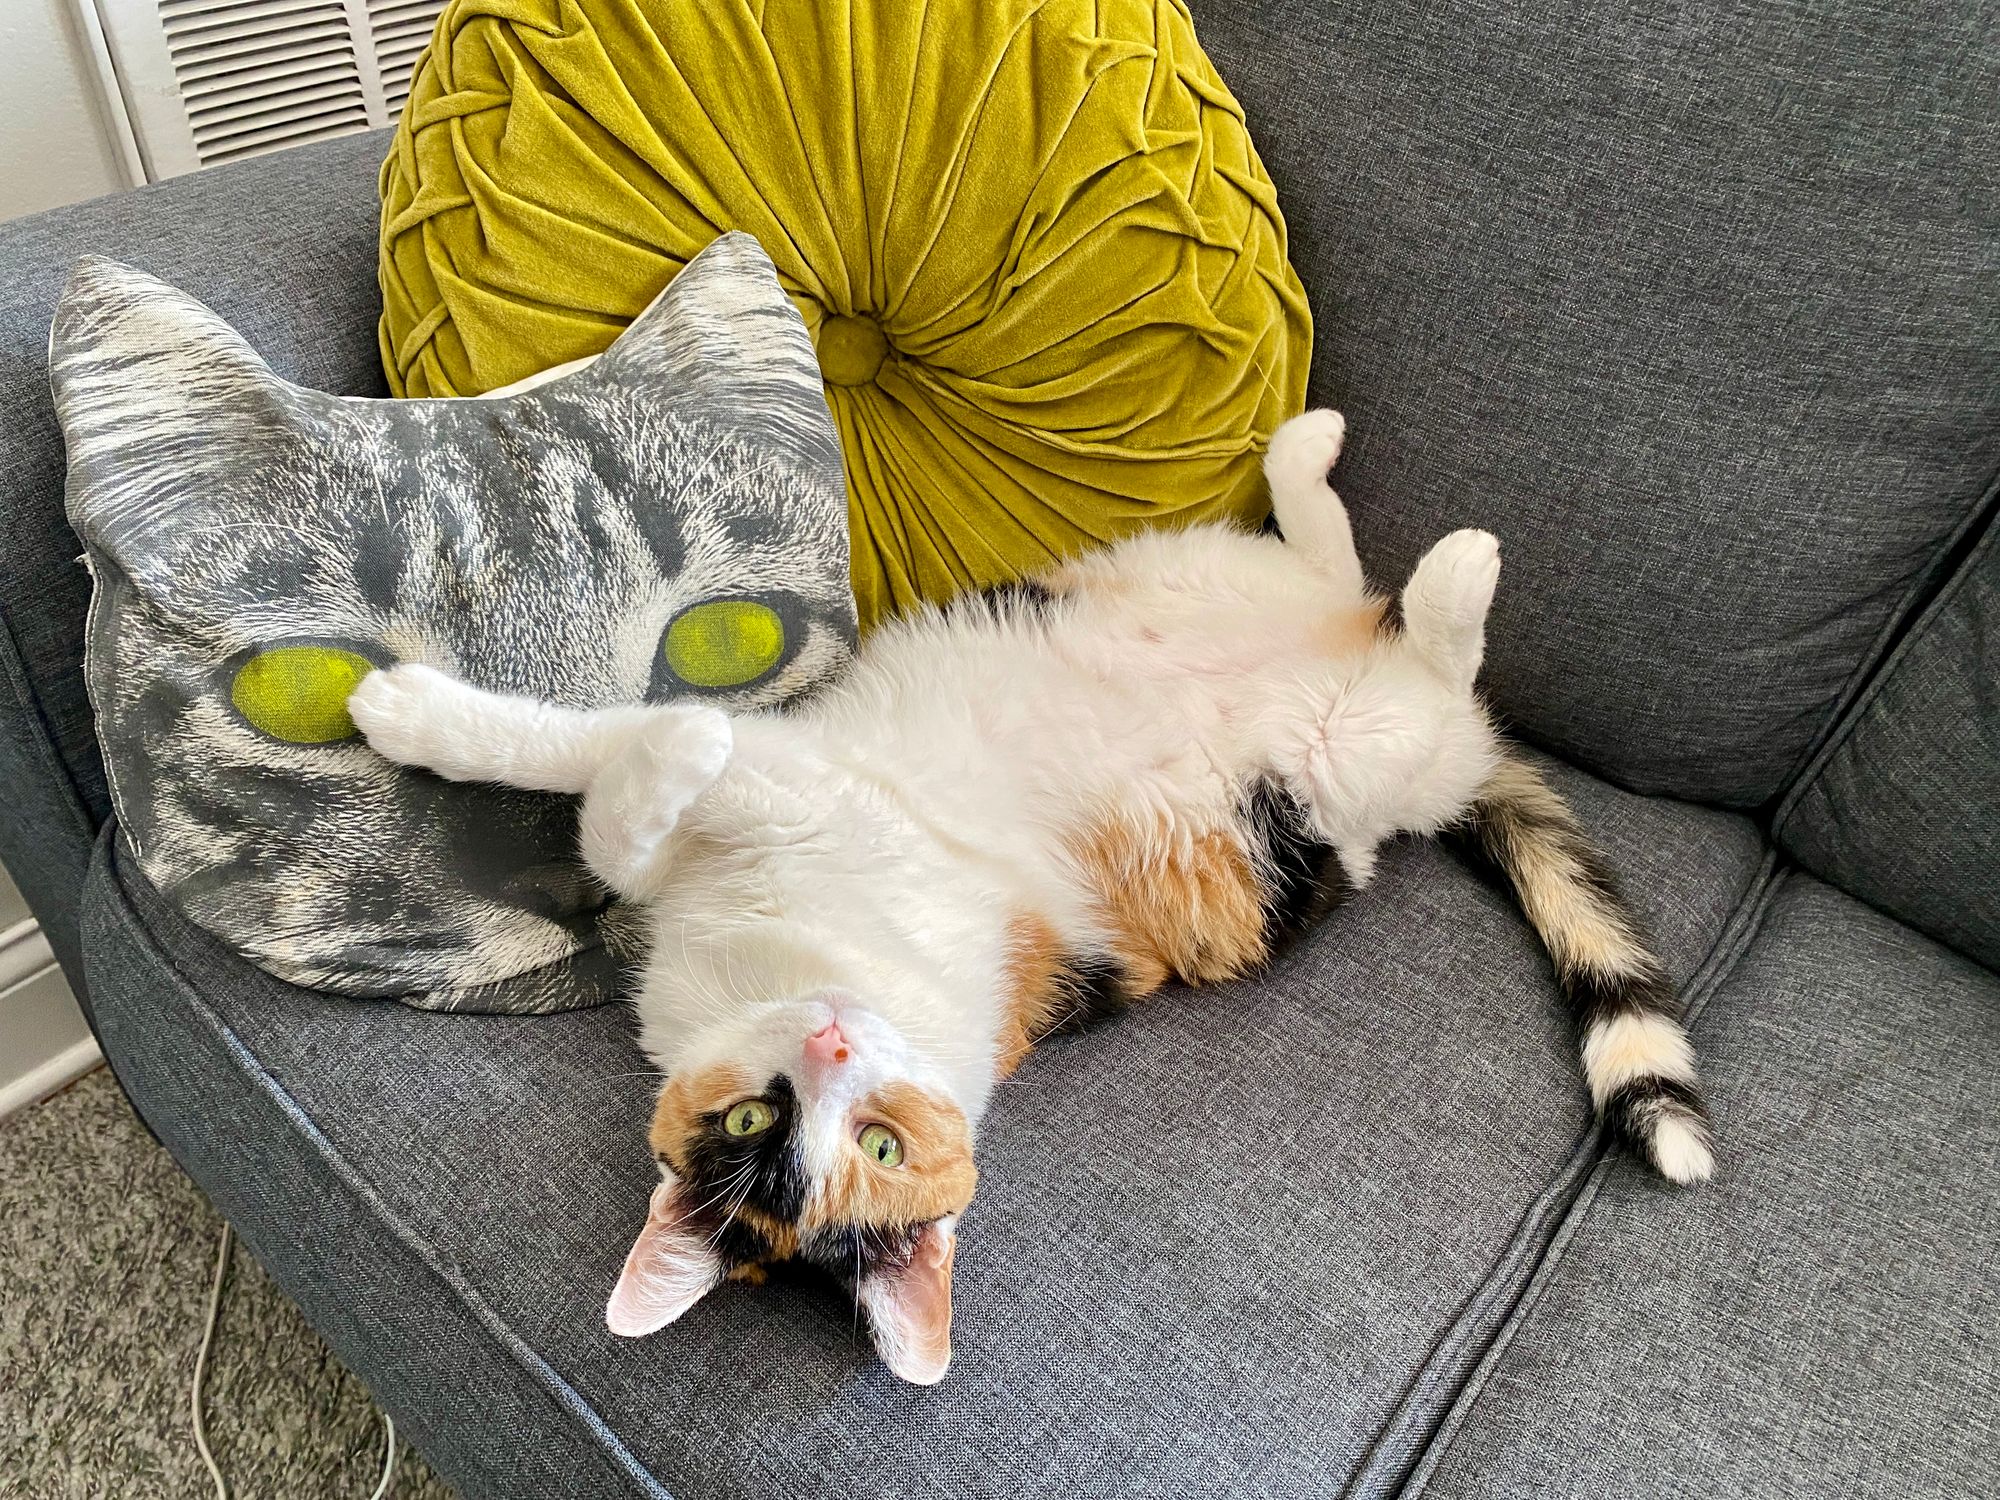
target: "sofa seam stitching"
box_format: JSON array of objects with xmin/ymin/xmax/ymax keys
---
[
  {"xmin": 1344, "ymin": 840, "xmax": 1781, "ymax": 1500},
  {"xmin": 1769, "ymin": 510, "xmax": 1998, "ymax": 839},
  {"xmin": 96, "ymin": 838, "xmax": 673, "ymax": 1500},
  {"xmin": 1394, "ymin": 865, "xmax": 1791, "ymax": 1498},
  {"xmin": 1768, "ymin": 465, "xmax": 2000, "ymax": 809}
]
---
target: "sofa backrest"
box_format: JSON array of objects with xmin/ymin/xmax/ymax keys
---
[
  {"xmin": 1196, "ymin": 0, "xmax": 1999, "ymax": 807},
  {"xmin": 1775, "ymin": 518, "xmax": 1998, "ymax": 970}
]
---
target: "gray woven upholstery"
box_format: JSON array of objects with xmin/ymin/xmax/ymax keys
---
[
  {"xmin": 1777, "ymin": 519, "xmax": 2000, "ymax": 969},
  {"xmin": 1198, "ymin": 0, "xmax": 1999, "ymax": 804},
  {"xmin": 1413, "ymin": 877, "xmax": 2000, "ymax": 1500}
]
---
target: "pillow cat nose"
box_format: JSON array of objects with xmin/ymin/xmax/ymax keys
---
[{"xmin": 803, "ymin": 1020, "xmax": 852, "ymax": 1069}]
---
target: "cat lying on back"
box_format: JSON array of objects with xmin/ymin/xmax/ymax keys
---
[{"xmin": 349, "ymin": 409, "xmax": 1711, "ymax": 1384}]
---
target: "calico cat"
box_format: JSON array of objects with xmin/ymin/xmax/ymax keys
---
[{"xmin": 348, "ymin": 408, "xmax": 1712, "ymax": 1383}]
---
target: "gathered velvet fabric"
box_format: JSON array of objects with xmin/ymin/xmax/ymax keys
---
[{"xmin": 378, "ymin": 0, "xmax": 1311, "ymax": 625}]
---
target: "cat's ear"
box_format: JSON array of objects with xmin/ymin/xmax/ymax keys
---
[
  {"xmin": 50, "ymin": 258, "xmax": 295, "ymax": 569},
  {"xmin": 858, "ymin": 1219, "xmax": 958, "ymax": 1385},
  {"xmin": 586, "ymin": 233, "xmax": 834, "ymax": 459},
  {"xmin": 605, "ymin": 1181, "xmax": 726, "ymax": 1337}
]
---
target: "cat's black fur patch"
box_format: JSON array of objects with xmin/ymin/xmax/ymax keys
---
[
  {"xmin": 970, "ymin": 577, "xmax": 1059, "ymax": 621},
  {"xmin": 1032, "ymin": 953, "xmax": 1130, "ymax": 1038},
  {"xmin": 800, "ymin": 1222, "xmax": 922, "ymax": 1283},
  {"xmin": 1562, "ymin": 965, "xmax": 1679, "ymax": 1034},
  {"xmin": 1241, "ymin": 778, "xmax": 1351, "ymax": 947},
  {"xmin": 710, "ymin": 1217, "xmax": 776, "ymax": 1269},
  {"xmin": 679, "ymin": 1072, "xmax": 808, "ymax": 1235},
  {"xmin": 1602, "ymin": 1075, "xmax": 1707, "ymax": 1154}
]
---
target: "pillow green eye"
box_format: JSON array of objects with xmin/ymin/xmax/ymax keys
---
[
  {"xmin": 663, "ymin": 599, "xmax": 785, "ymax": 689},
  {"xmin": 723, "ymin": 1098, "xmax": 776, "ymax": 1137},
  {"xmin": 230, "ymin": 645, "xmax": 376, "ymax": 744},
  {"xmin": 858, "ymin": 1123, "xmax": 904, "ymax": 1167}
]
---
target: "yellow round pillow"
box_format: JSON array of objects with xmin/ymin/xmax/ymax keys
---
[{"xmin": 379, "ymin": 0, "xmax": 1312, "ymax": 627}]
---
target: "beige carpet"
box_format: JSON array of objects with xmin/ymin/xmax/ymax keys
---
[{"xmin": 1, "ymin": 1068, "xmax": 455, "ymax": 1499}]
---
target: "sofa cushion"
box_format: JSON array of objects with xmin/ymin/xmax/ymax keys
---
[
  {"xmin": 1192, "ymin": 0, "xmax": 2000, "ymax": 805},
  {"xmin": 82, "ymin": 757, "xmax": 1763, "ymax": 1499},
  {"xmin": 1409, "ymin": 876, "xmax": 2000, "ymax": 1500},
  {"xmin": 0, "ymin": 129, "xmax": 392, "ymax": 982},
  {"xmin": 1776, "ymin": 514, "xmax": 1999, "ymax": 970}
]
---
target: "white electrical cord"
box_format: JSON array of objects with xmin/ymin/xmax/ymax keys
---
[
  {"xmin": 191, "ymin": 1222, "xmax": 232, "ymax": 1500},
  {"xmin": 191, "ymin": 1221, "xmax": 399, "ymax": 1500}
]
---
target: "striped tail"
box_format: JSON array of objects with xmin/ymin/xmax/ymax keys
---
[{"xmin": 1453, "ymin": 752, "xmax": 1715, "ymax": 1184}]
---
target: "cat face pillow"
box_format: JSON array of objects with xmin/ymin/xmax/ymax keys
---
[{"xmin": 50, "ymin": 234, "xmax": 855, "ymax": 1012}]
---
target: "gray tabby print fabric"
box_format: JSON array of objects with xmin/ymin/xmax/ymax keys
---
[{"xmin": 50, "ymin": 233, "xmax": 855, "ymax": 1013}]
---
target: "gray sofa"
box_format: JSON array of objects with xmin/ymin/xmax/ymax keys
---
[{"xmin": 3, "ymin": 4, "xmax": 1995, "ymax": 1496}]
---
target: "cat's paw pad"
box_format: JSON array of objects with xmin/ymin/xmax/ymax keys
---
[
  {"xmin": 347, "ymin": 663, "xmax": 473, "ymax": 769},
  {"xmin": 1263, "ymin": 409, "xmax": 1348, "ymax": 497}
]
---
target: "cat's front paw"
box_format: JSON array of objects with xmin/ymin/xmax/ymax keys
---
[
  {"xmin": 1263, "ymin": 408, "xmax": 1348, "ymax": 499},
  {"xmin": 348, "ymin": 663, "xmax": 485, "ymax": 775},
  {"xmin": 578, "ymin": 708, "xmax": 735, "ymax": 896}
]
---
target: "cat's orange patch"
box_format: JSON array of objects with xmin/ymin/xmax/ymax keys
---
[
  {"xmin": 995, "ymin": 913, "xmax": 1066, "ymax": 1079},
  {"xmin": 1321, "ymin": 597, "xmax": 1390, "ymax": 655},
  {"xmin": 1069, "ymin": 816, "xmax": 1269, "ymax": 989},
  {"xmin": 815, "ymin": 1081, "xmax": 977, "ymax": 1230},
  {"xmin": 648, "ymin": 1061, "xmax": 755, "ymax": 1165}
]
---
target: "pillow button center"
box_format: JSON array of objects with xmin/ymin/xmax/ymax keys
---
[{"xmin": 816, "ymin": 314, "xmax": 890, "ymax": 387}]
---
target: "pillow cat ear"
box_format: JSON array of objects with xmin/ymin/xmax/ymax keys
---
[
  {"xmin": 857, "ymin": 1219, "xmax": 958, "ymax": 1385},
  {"xmin": 605, "ymin": 1181, "xmax": 727, "ymax": 1337},
  {"xmin": 585, "ymin": 232, "xmax": 837, "ymax": 466},
  {"xmin": 50, "ymin": 255, "xmax": 288, "ymax": 461},
  {"xmin": 49, "ymin": 257, "xmax": 293, "ymax": 568}
]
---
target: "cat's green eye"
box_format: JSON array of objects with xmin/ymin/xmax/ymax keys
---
[
  {"xmin": 858, "ymin": 1124, "xmax": 904, "ymax": 1167},
  {"xmin": 723, "ymin": 1099, "xmax": 776, "ymax": 1138},
  {"xmin": 230, "ymin": 645, "xmax": 376, "ymax": 744},
  {"xmin": 663, "ymin": 600, "xmax": 785, "ymax": 689}
]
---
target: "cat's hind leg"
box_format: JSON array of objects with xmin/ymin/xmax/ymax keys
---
[
  {"xmin": 1399, "ymin": 529, "xmax": 1500, "ymax": 691},
  {"xmin": 1264, "ymin": 409, "xmax": 1365, "ymax": 600}
]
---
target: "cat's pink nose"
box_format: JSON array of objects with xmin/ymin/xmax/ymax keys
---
[{"xmin": 804, "ymin": 1020, "xmax": 851, "ymax": 1068}]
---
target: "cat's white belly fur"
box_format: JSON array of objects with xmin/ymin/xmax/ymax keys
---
[{"xmin": 637, "ymin": 522, "xmax": 1501, "ymax": 1131}]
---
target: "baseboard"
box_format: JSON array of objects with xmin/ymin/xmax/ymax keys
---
[
  {"xmin": 1, "ymin": 916, "xmax": 100, "ymax": 1120},
  {"xmin": 0, "ymin": 1033, "xmax": 102, "ymax": 1118},
  {"xmin": 0, "ymin": 917, "xmax": 53, "ymax": 988}
]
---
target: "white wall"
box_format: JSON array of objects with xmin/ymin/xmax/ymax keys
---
[{"xmin": 0, "ymin": 0, "xmax": 131, "ymax": 221}]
